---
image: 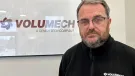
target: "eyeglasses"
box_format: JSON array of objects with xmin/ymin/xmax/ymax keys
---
[{"xmin": 77, "ymin": 16, "xmax": 108, "ymax": 27}]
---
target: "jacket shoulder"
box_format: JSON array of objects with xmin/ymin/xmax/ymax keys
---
[
  {"xmin": 59, "ymin": 42, "xmax": 82, "ymax": 76},
  {"xmin": 114, "ymin": 41, "xmax": 135, "ymax": 55},
  {"xmin": 62, "ymin": 42, "xmax": 82, "ymax": 59},
  {"xmin": 114, "ymin": 41, "xmax": 135, "ymax": 65}
]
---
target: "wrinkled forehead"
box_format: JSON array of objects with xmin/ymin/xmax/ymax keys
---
[{"xmin": 78, "ymin": 4, "xmax": 107, "ymax": 19}]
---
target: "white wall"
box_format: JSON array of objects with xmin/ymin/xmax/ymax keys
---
[
  {"xmin": 106, "ymin": 0, "xmax": 126, "ymax": 44},
  {"xmin": 125, "ymin": 0, "xmax": 135, "ymax": 48},
  {"xmin": 0, "ymin": 0, "xmax": 134, "ymax": 76}
]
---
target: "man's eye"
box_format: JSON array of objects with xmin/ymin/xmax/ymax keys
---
[
  {"xmin": 80, "ymin": 19, "xmax": 89, "ymax": 24},
  {"xmin": 94, "ymin": 18, "xmax": 104, "ymax": 24},
  {"xmin": 82, "ymin": 20, "xmax": 87, "ymax": 23}
]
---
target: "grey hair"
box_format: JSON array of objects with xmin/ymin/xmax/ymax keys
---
[{"xmin": 77, "ymin": 0, "xmax": 110, "ymax": 19}]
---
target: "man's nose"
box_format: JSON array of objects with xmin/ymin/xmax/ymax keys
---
[{"xmin": 88, "ymin": 21, "xmax": 94, "ymax": 30}]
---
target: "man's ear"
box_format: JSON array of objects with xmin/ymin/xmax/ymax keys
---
[{"xmin": 108, "ymin": 18, "xmax": 111, "ymax": 28}]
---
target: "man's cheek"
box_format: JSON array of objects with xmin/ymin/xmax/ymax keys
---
[{"xmin": 80, "ymin": 31, "xmax": 84, "ymax": 37}]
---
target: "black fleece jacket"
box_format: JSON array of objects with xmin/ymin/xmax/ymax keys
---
[{"xmin": 59, "ymin": 35, "xmax": 135, "ymax": 76}]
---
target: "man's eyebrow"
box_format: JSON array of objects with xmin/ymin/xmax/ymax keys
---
[
  {"xmin": 77, "ymin": 18, "xmax": 89, "ymax": 23},
  {"xmin": 80, "ymin": 15, "xmax": 105, "ymax": 20},
  {"xmin": 93, "ymin": 15, "xmax": 104, "ymax": 18},
  {"xmin": 79, "ymin": 18, "xmax": 89, "ymax": 21}
]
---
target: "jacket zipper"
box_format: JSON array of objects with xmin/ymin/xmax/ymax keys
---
[{"xmin": 89, "ymin": 48, "xmax": 94, "ymax": 76}]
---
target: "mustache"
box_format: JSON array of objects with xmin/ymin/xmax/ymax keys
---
[{"xmin": 86, "ymin": 29, "xmax": 98, "ymax": 35}]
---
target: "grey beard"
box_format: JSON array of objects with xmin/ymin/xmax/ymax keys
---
[{"xmin": 82, "ymin": 37, "xmax": 106, "ymax": 48}]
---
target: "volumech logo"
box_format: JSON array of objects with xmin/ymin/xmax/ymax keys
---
[
  {"xmin": 0, "ymin": 17, "xmax": 13, "ymax": 30},
  {"xmin": 104, "ymin": 73, "xmax": 124, "ymax": 76},
  {"xmin": 0, "ymin": 17, "xmax": 75, "ymax": 32}
]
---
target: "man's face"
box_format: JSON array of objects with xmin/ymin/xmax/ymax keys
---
[{"xmin": 78, "ymin": 4, "xmax": 111, "ymax": 47}]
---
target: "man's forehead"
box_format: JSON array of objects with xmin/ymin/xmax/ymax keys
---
[{"xmin": 78, "ymin": 4, "xmax": 106, "ymax": 18}]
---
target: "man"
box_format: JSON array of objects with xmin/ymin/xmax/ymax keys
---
[{"xmin": 59, "ymin": 0, "xmax": 135, "ymax": 76}]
